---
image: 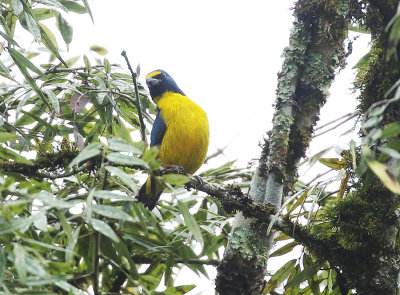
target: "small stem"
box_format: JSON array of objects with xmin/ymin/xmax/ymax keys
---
[
  {"xmin": 121, "ymin": 50, "xmax": 147, "ymax": 144},
  {"xmin": 313, "ymin": 112, "xmax": 358, "ymax": 138}
]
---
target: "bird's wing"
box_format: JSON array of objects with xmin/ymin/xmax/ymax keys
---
[{"xmin": 150, "ymin": 112, "xmax": 167, "ymax": 147}]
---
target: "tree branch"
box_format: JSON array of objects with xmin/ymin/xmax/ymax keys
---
[{"xmin": 121, "ymin": 50, "xmax": 147, "ymax": 145}]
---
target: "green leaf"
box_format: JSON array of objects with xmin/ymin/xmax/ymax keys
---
[
  {"xmin": 11, "ymin": 0, "xmax": 23, "ymax": 15},
  {"xmin": 33, "ymin": 191, "xmax": 74, "ymax": 209},
  {"xmin": 81, "ymin": 0, "xmax": 94, "ymax": 22},
  {"xmin": 381, "ymin": 122, "xmax": 400, "ymax": 138},
  {"xmin": 0, "ymin": 146, "xmax": 34, "ymax": 165},
  {"xmin": 43, "ymin": 88, "xmax": 60, "ymax": 114},
  {"xmin": 108, "ymin": 138, "xmax": 143, "ymax": 154},
  {"xmin": 60, "ymin": 0, "xmax": 87, "ymax": 13},
  {"xmin": 69, "ymin": 142, "xmax": 102, "ymax": 167},
  {"xmin": 284, "ymin": 265, "xmax": 301, "ymax": 295},
  {"xmin": 270, "ymin": 241, "xmax": 299, "ymax": 257},
  {"xmin": 55, "ymin": 281, "xmax": 87, "ymax": 295},
  {"xmin": 32, "ymin": 8, "xmax": 58, "ymax": 20},
  {"xmin": 285, "ymin": 261, "xmax": 322, "ymax": 288},
  {"xmin": 38, "ymin": 22, "xmax": 58, "ymax": 50},
  {"xmin": 319, "ymin": 158, "xmax": 346, "ymax": 170},
  {"xmin": 104, "ymin": 57, "xmax": 111, "ymax": 73},
  {"xmin": 24, "ymin": 12, "xmax": 41, "ymax": 42},
  {"xmin": 93, "ymin": 190, "xmax": 135, "ymax": 201},
  {"xmin": 83, "ymin": 54, "xmax": 91, "ymax": 73},
  {"xmin": 90, "ymin": 218, "xmax": 120, "ymax": 242},
  {"xmin": 39, "ymin": 25, "xmax": 66, "ymax": 66},
  {"xmin": 378, "ymin": 146, "xmax": 400, "ymax": 159},
  {"xmin": 0, "ymin": 31, "xmax": 19, "ymax": 47},
  {"xmin": 107, "ymin": 152, "xmax": 148, "ymax": 168},
  {"xmin": 13, "ymin": 244, "xmax": 27, "ymax": 280},
  {"xmin": 287, "ymin": 188, "xmax": 308, "ymax": 215},
  {"xmin": 366, "ymin": 160, "xmax": 400, "ymax": 194},
  {"xmin": 177, "ymin": 201, "xmax": 203, "ymax": 245},
  {"xmin": 90, "ymin": 45, "xmax": 108, "ymax": 56},
  {"xmin": 154, "ymin": 285, "xmax": 196, "ymax": 295},
  {"xmin": 161, "ymin": 174, "xmax": 190, "ymax": 186},
  {"xmin": 34, "ymin": 0, "xmax": 68, "ymax": 12},
  {"xmin": 0, "ymin": 132, "xmax": 19, "ymax": 142},
  {"xmin": 32, "ymin": 211, "xmax": 48, "ymax": 231},
  {"xmin": 66, "ymin": 226, "xmax": 80, "ymax": 264},
  {"xmin": 8, "ymin": 47, "xmax": 43, "ymax": 75},
  {"xmin": 263, "ymin": 259, "xmax": 297, "ymax": 294},
  {"xmin": 91, "ymin": 204, "xmax": 135, "ymax": 222},
  {"xmin": 57, "ymin": 13, "xmax": 73, "ymax": 45},
  {"xmin": 105, "ymin": 166, "xmax": 139, "ymax": 193},
  {"xmin": 0, "ymin": 59, "xmax": 12, "ymax": 79},
  {"xmin": 8, "ymin": 48, "xmax": 50, "ymax": 108},
  {"xmin": 0, "ymin": 250, "xmax": 5, "ymax": 286}
]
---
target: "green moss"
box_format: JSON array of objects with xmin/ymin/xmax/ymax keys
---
[{"xmin": 322, "ymin": 192, "xmax": 392, "ymax": 251}]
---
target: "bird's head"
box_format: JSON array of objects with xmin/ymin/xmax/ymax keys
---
[{"xmin": 146, "ymin": 70, "xmax": 185, "ymax": 100}]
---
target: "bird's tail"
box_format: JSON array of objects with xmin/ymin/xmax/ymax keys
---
[{"xmin": 137, "ymin": 176, "xmax": 164, "ymax": 210}]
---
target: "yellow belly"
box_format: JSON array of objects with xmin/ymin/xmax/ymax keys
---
[{"xmin": 156, "ymin": 92, "xmax": 209, "ymax": 174}]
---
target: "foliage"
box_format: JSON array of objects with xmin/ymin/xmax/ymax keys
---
[{"xmin": 0, "ymin": 1, "xmax": 248, "ymax": 294}]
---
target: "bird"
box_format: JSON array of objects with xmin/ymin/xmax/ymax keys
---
[{"xmin": 137, "ymin": 69, "xmax": 209, "ymax": 210}]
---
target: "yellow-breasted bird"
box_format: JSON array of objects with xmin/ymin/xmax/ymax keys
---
[{"xmin": 137, "ymin": 70, "xmax": 209, "ymax": 209}]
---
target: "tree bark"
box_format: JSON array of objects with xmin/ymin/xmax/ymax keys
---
[{"xmin": 215, "ymin": 1, "xmax": 351, "ymax": 294}]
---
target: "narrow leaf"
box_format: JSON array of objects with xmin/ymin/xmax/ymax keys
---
[
  {"xmin": 0, "ymin": 31, "xmax": 19, "ymax": 47},
  {"xmin": 319, "ymin": 158, "xmax": 347, "ymax": 170},
  {"xmin": 263, "ymin": 259, "xmax": 297, "ymax": 294},
  {"xmin": 0, "ymin": 250, "xmax": 5, "ymax": 286},
  {"xmin": 43, "ymin": 88, "xmax": 60, "ymax": 114},
  {"xmin": 60, "ymin": 0, "xmax": 87, "ymax": 13},
  {"xmin": 270, "ymin": 241, "xmax": 299, "ymax": 257},
  {"xmin": 25, "ymin": 12, "xmax": 41, "ymax": 42},
  {"xmin": 90, "ymin": 45, "xmax": 108, "ymax": 56},
  {"xmin": 34, "ymin": 0, "xmax": 68, "ymax": 12},
  {"xmin": 0, "ymin": 132, "xmax": 19, "ymax": 142},
  {"xmin": 57, "ymin": 14, "xmax": 73, "ymax": 45},
  {"xmin": 161, "ymin": 174, "xmax": 190, "ymax": 186},
  {"xmin": 11, "ymin": 0, "xmax": 23, "ymax": 15},
  {"xmin": 91, "ymin": 204, "xmax": 135, "ymax": 222},
  {"xmin": 8, "ymin": 47, "xmax": 43, "ymax": 75},
  {"xmin": 177, "ymin": 201, "xmax": 203, "ymax": 245},
  {"xmin": 90, "ymin": 218, "xmax": 119, "ymax": 242},
  {"xmin": 285, "ymin": 261, "xmax": 322, "ymax": 288},
  {"xmin": 107, "ymin": 152, "xmax": 148, "ymax": 167},
  {"xmin": 367, "ymin": 160, "xmax": 400, "ymax": 194},
  {"xmin": 69, "ymin": 142, "xmax": 102, "ymax": 168},
  {"xmin": 81, "ymin": 0, "xmax": 94, "ymax": 23},
  {"xmin": 105, "ymin": 166, "xmax": 139, "ymax": 193},
  {"xmin": 108, "ymin": 138, "xmax": 143, "ymax": 154},
  {"xmin": 39, "ymin": 25, "xmax": 66, "ymax": 66}
]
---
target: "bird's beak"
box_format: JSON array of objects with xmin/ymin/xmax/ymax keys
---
[{"xmin": 146, "ymin": 77, "xmax": 159, "ymax": 88}]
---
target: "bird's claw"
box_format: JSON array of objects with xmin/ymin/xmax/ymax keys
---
[
  {"xmin": 164, "ymin": 164, "xmax": 185, "ymax": 174},
  {"xmin": 193, "ymin": 175, "xmax": 204, "ymax": 186}
]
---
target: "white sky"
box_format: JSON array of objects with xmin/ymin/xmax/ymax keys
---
[{"xmin": 54, "ymin": 1, "xmax": 371, "ymax": 294}]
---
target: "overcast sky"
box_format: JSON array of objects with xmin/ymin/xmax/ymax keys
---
[{"xmin": 61, "ymin": 1, "xmax": 370, "ymax": 293}]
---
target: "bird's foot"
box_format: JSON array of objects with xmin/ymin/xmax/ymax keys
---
[
  {"xmin": 193, "ymin": 175, "xmax": 204, "ymax": 186},
  {"xmin": 163, "ymin": 164, "xmax": 185, "ymax": 174}
]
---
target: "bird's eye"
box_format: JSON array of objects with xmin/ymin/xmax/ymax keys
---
[{"xmin": 160, "ymin": 73, "xmax": 166, "ymax": 79}]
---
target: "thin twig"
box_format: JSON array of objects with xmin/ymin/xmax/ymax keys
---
[
  {"xmin": 306, "ymin": 169, "xmax": 334, "ymax": 186},
  {"xmin": 313, "ymin": 112, "xmax": 358, "ymax": 138},
  {"xmin": 204, "ymin": 144, "xmax": 228, "ymax": 163},
  {"xmin": 37, "ymin": 162, "xmax": 91, "ymax": 179},
  {"xmin": 314, "ymin": 111, "xmax": 358, "ymax": 131},
  {"xmin": 131, "ymin": 255, "xmax": 220, "ymax": 266},
  {"xmin": 121, "ymin": 50, "xmax": 146, "ymax": 144},
  {"xmin": 43, "ymin": 64, "xmax": 119, "ymax": 75}
]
